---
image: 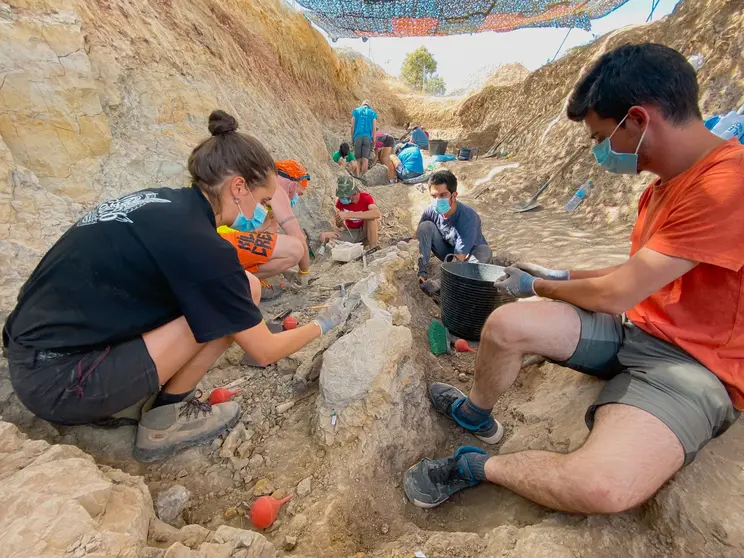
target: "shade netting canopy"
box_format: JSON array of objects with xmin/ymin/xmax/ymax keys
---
[{"xmin": 297, "ymin": 0, "xmax": 631, "ymax": 39}]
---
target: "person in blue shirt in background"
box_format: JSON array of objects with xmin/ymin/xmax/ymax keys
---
[
  {"xmin": 416, "ymin": 170, "xmax": 492, "ymax": 294},
  {"xmin": 391, "ymin": 142, "xmax": 424, "ymax": 181},
  {"xmin": 410, "ymin": 125, "xmax": 430, "ymax": 150},
  {"xmin": 350, "ymin": 100, "xmax": 378, "ymax": 176}
]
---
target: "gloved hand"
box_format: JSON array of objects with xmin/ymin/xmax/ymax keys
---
[
  {"xmin": 515, "ymin": 262, "xmax": 569, "ymax": 281},
  {"xmin": 494, "ymin": 266, "xmax": 537, "ymax": 298},
  {"xmin": 314, "ymin": 299, "xmax": 348, "ymax": 334}
]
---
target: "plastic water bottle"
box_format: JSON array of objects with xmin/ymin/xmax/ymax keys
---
[{"xmin": 564, "ymin": 180, "xmax": 593, "ymax": 212}]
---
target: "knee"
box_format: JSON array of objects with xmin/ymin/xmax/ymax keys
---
[
  {"xmin": 571, "ymin": 470, "xmax": 642, "ymax": 514},
  {"xmin": 246, "ymin": 272, "xmax": 261, "ymax": 305},
  {"xmin": 285, "ymin": 236, "xmax": 304, "ymax": 265},
  {"xmin": 480, "ymin": 306, "xmax": 527, "ymax": 350},
  {"xmin": 416, "ymin": 220, "xmax": 436, "ymax": 239}
]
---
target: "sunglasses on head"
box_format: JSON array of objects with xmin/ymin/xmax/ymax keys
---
[{"xmin": 277, "ymin": 170, "xmax": 311, "ymax": 182}]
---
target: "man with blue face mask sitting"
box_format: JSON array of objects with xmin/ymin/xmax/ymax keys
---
[{"xmin": 416, "ymin": 170, "xmax": 492, "ymax": 295}]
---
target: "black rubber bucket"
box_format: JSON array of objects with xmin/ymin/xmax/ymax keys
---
[
  {"xmin": 440, "ymin": 262, "xmax": 516, "ymax": 341},
  {"xmin": 429, "ymin": 139, "xmax": 448, "ymax": 155}
]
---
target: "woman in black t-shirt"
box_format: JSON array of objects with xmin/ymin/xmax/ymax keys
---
[{"xmin": 3, "ymin": 110, "xmax": 347, "ymax": 462}]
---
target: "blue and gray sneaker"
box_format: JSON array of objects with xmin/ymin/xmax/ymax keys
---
[
  {"xmin": 404, "ymin": 446, "xmax": 487, "ymax": 508},
  {"xmin": 429, "ymin": 383, "xmax": 504, "ymax": 444}
]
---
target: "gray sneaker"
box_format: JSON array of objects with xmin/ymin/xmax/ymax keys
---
[
  {"xmin": 429, "ymin": 383, "xmax": 504, "ymax": 444},
  {"xmin": 133, "ymin": 399, "xmax": 240, "ymax": 462},
  {"xmin": 404, "ymin": 446, "xmax": 486, "ymax": 508}
]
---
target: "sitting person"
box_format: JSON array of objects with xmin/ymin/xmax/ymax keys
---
[
  {"xmin": 218, "ymin": 159, "xmax": 311, "ymax": 300},
  {"xmin": 319, "ymin": 176, "xmax": 380, "ymax": 248},
  {"xmin": 416, "ymin": 170, "xmax": 491, "ymax": 294},
  {"xmin": 410, "ymin": 125, "xmax": 429, "ymax": 150},
  {"xmin": 2, "ymin": 110, "xmax": 347, "ymax": 462},
  {"xmin": 332, "ymin": 142, "xmax": 359, "ymax": 176},
  {"xmin": 390, "ymin": 142, "xmax": 424, "ymax": 182},
  {"xmin": 404, "ymin": 44, "xmax": 744, "ymax": 515},
  {"xmin": 375, "ymin": 132, "xmax": 397, "ymax": 183}
]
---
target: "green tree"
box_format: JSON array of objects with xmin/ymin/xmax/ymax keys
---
[
  {"xmin": 424, "ymin": 75, "xmax": 447, "ymax": 96},
  {"xmin": 401, "ymin": 46, "xmax": 438, "ymax": 92}
]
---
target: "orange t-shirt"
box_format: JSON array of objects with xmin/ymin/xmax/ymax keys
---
[{"xmin": 627, "ymin": 139, "xmax": 744, "ymax": 409}]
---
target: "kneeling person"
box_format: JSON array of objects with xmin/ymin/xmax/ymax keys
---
[
  {"xmin": 320, "ymin": 176, "xmax": 380, "ymax": 248},
  {"xmin": 391, "ymin": 143, "xmax": 424, "ymax": 182},
  {"xmin": 417, "ymin": 170, "xmax": 491, "ymax": 293}
]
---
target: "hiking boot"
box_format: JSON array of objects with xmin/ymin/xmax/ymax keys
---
[
  {"xmin": 92, "ymin": 393, "xmax": 159, "ymax": 429},
  {"xmin": 404, "ymin": 446, "xmax": 487, "ymax": 508},
  {"xmin": 133, "ymin": 399, "xmax": 240, "ymax": 462},
  {"xmin": 260, "ymin": 280, "xmax": 283, "ymax": 301},
  {"xmin": 429, "ymin": 383, "xmax": 504, "ymax": 444}
]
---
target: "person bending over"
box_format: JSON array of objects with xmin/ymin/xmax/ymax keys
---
[
  {"xmin": 390, "ymin": 142, "xmax": 424, "ymax": 182},
  {"xmin": 416, "ymin": 170, "xmax": 491, "ymax": 294},
  {"xmin": 218, "ymin": 159, "xmax": 312, "ymax": 300},
  {"xmin": 375, "ymin": 132, "xmax": 397, "ymax": 183},
  {"xmin": 319, "ymin": 176, "xmax": 380, "ymax": 248},
  {"xmin": 2, "ymin": 110, "xmax": 347, "ymax": 462},
  {"xmin": 404, "ymin": 44, "xmax": 744, "ymax": 515},
  {"xmin": 332, "ymin": 142, "xmax": 359, "ymax": 177}
]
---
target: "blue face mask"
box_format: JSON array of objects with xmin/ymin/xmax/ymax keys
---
[
  {"xmin": 231, "ymin": 191, "xmax": 268, "ymax": 232},
  {"xmin": 592, "ymin": 113, "xmax": 648, "ymax": 175},
  {"xmin": 339, "ymin": 197, "xmax": 351, "ymax": 205},
  {"xmin": 290, "ymin": 193, "xmax": 299, "ymax": 208},
  {"xmin": 433, "ymin": 197, "xmax": 451, "ymax": 215}
]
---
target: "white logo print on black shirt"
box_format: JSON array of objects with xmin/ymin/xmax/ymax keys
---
[{"xmin": 78, "ymin": 191, "xmax": 171, "ymax": 226}]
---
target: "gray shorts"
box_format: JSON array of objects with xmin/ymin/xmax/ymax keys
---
[
  {"xmin": 337, "ymin": 226, "xmax": 366, "ymax": 244},
  {"xmin": 560, "ymin": 306, "xmax": 738, "ymax": 465},
  {"xmin": 354, "ymin": 136, "xmax": 372, "ymax": 160}
]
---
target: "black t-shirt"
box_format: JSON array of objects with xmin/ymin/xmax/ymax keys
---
[{"xmin": 3, "ymin": 187, "xmax": 263, "ymax": 351}]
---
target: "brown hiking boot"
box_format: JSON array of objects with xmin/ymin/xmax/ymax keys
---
[{"xmin": 133, "ymin": 399, "xmax": 240, "ymax": 462}]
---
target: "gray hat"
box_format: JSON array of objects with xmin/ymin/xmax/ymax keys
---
[{"xmin": 336, "ymin": 176, "xmax": 360, "ymax": 199}]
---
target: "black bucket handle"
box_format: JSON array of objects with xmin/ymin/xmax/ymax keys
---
[{"xmin": 444, "ymin": 254, "xmax": 458, "ymax": 263}]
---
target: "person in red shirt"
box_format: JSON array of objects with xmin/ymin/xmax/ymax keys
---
[
  {"xmin": 319, "ymin": 176, "xmax": 380, "ymax": 247},
  {"xmin": 405, "ymin": 43, "xmax": 744, "ymax": 513}
]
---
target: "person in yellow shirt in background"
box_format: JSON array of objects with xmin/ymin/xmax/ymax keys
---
[{"xmin": 218, "ymin": 160, "xmax": 311, "ymax": 301}]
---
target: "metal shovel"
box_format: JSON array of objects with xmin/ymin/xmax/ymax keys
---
[{"xmin": 510, "ymin": 147, "xmax": 585, "ymax": 213}]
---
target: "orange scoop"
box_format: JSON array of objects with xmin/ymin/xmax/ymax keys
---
[
  {"xmin": 454, "ymin": 339, "xmax": 475, "ymax": 353},
  {"xmin": 208, "ymin": 387, "xmax": 243, "ymax": 405},
  {"xmin": 249, "ymin": 495, "xmax": 292, "ymax": 529}
]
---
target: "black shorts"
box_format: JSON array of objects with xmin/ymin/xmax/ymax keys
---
[{"xmin": 7, "ymin": 337, "xmax": 159, "ymax": 425}]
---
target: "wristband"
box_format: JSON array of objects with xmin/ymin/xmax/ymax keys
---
[{"xmin": 298, "ymin": 268, "xmax": 310, "ymax": 275}]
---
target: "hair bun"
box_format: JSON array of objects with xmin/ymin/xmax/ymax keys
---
[{"xmin": 208, "ymin": 110, "xmax": 239, "ymax": 136}]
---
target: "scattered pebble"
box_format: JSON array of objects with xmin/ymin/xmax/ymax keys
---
[
  {"xmin": 253, "ymin": 478, "xmax": 275, "ymax": 496},
  {"xmin": 296, "ymin": 476, "xmax": 312, "ymax": 496},
  {"xmin": 276, "ymin": 401, "xmax": 295, "ymax": 414},
  {"xmin": 283, "ymin": 535, "xmax": 298, "ymax": 551},
  {"xmin": 224, "ymin": 506, "xmax": 239, "ymax": 520},
  {"xmin": 458, "ymin": 373, "xmax": 468, "ymax": 382},
  {"xmin": 176, "ymin": 469, "xmax": 188, "ymax": 479},
  {"xmin": 381, "ymin": 523, "xmax": 389, "ymax": 534}
]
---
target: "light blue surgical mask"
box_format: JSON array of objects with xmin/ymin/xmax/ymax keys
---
[
  {"xmin": 231, "ymin": 191, "xmax": 268, "ymax": 232},
  {"xmin": 290, "ymin": 193, "xmax": 299, "ymax": 208},
  {"xmin": 339, "ymin": 197, "xmax": 351, "ymax": 205},
  {"xmin": 433, "ymin": 197, "xmax": 451, "ymax": 215},
  {"xmin": 592, "ymin": 113, "xmax": 648, "ymax": 175}
]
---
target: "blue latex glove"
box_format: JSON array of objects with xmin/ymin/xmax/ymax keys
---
[
  {"xmin": 515, "ymin": 262, "xmax": 569, "ymax": 281},
  {"xmin": 314, "ymin": 299, "xmax": 348, "ymax": 334},
  {"xmin": 494, "ymin": 267, "xmax": 537, "ymax": 298}
]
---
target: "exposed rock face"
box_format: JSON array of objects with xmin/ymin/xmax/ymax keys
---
[{"xmin": 0, "ymin": 421, "xmax": 152, "ymax": 557}]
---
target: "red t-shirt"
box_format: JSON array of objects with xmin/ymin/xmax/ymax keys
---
[
  {"xmin": 626, "ymin": 139, "xmax": 744, "ymax": 408},
  {"xmin": 336, "ymin": 192, "xmax": 375, "ymax": 229}
]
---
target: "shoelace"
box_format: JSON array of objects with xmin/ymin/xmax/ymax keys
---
[
  {"xmin": 427, "ymin": 456, "xmax": 462, "ymax": 485},
  {"xmin": 178, "ymin": 392, "xmax": 212, "ymax": 420}
]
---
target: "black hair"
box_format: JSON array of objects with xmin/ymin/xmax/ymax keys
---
[
  {"xmin": 339, "ymin": 142, "xmax": 350, "ymax": 157},
  {"xmin": 188, "ymin": 110, "xmax": 275, "ymax": 212},
  {"xmin": 567, "ymin": 43, "xmax": 702, "ymax": 124},
  {"xmin": 429, "ymin": 169, "xmax": 457, "ymax": 193}
]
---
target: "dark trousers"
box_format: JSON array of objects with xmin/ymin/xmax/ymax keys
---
[{"xmin": 416, "ymin": 220, "xmax": 492, "ymax": 275}]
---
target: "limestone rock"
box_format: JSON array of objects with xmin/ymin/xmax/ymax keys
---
[
  {"xmin": 296, "ymin": 477, "xmax": 312, "ymax": 497},
  {"xmin": 253, "ymin": 478, "xmax": 275, "ymax": 496},
  {"xmin": 362, "ymin": 164, "xmax": 390, "ymax": 186},
  {"xmin": 165, "ymin": 542, "xmax": 206, "ymax": 558},
  {"xmin": 219, "ymin": 424, "xmax": 246, "ymax": 458},
  {"xmin": 210, "ymin": 525, "xmax": 276, "ymax": 558},
  {"xmin": 156, "ymin": 485, "xmax": 191, "ymax": 524},
  {"xmin": 319, "ymin": 317, "xmax": 412, "ymax": 408},
  {"xmin": 180, "ymin": 524, "xmax": 210, "ymax": 549}
]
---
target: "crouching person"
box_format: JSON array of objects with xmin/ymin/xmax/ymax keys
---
[
  {"xmin": 320, "ymin": 176, "xmax": 380, "ymax": 248},
  {"xmin": 2, "ymin": 110, "xmax": 347, "ymax": 462}
]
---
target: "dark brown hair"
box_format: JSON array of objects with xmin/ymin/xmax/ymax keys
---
[{"xmin": 188, "ymin": 110, "xmax": 275, "ymax": 212}]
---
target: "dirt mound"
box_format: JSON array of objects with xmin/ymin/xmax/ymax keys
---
[
  {"xmin": 405, "ymin": 0, "xmax": 744, "ymax": 223},
  {"xmin": 450, "ymin": 63, "xmax": 531, "ymax": 96}
]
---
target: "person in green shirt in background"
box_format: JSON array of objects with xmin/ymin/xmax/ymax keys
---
[{"xmin": 332, "ymin": 142, "xmax": 359, "ymax": 177}]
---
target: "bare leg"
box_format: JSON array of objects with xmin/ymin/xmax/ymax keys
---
[
  {"xmin": 484, "ymin": 404, "xmax": 684, "ymax": 513},
  {"xmin": 379, "ymin": 147, "xmax": 395, "ymax": 180},
  {"xmin": 348, "ymin": 160, "xmax": 360, "ymax": 176},
  {"xmin": 470, "ymin": 301, "xmax": 580, "ymax": 409},
  {"xmin": 365, "ymin": 219, "xmax": 379, "ymax": 247},
  {"xmin": 254, "ymin": 235, "xmax": 303, "ymax": 280},
  {"xmin": 245, "ymin": 271, "xmax": 261, "ymax": 306},
  {"xmin": 361, "ymin": 156, "xmax": 369, "ymax": 176}
]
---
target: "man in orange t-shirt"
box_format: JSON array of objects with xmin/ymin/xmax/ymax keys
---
[{"xmin": 405, "ymin": 44, "xmax": 743, "ymax": 513}]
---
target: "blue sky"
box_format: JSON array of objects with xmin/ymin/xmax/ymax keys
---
[{"xmin": 289, "ymin": 0, "xmax": 682, "ymax": 92}]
